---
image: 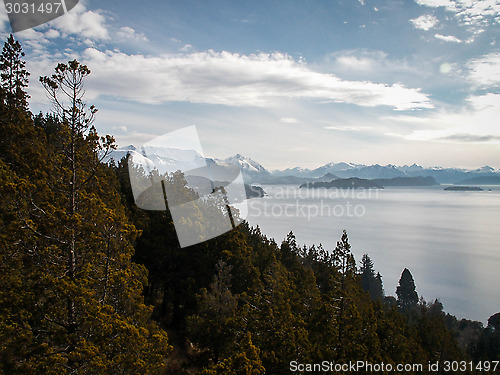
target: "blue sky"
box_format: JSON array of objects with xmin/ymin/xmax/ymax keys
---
[{"xmin": 1, "ymin": 0, "xmax": 499, "ymax": 169}]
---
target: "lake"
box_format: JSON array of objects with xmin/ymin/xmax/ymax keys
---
[{"xmin": 244, "ymin": 185, "xmax": 500, "ymax": 324}]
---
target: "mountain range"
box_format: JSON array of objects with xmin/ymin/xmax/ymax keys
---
[{"xmin": 105, "ymin": 146, "xmax": 500, "ymax": 185}]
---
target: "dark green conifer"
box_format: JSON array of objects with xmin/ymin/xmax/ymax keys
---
[{"xmin": 396, "ymin": 268, "xmax": 418, "ymax": 310}]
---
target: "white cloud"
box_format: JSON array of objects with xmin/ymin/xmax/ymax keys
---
[
  {"xmin": 390, "ymin": 93, "xmax": 500, "ymax": 144},
  {"xmin": 325, "ymin": 49, "xmax": 424, "ymax": 86},
  {"xmin": 46, "ymin": 1, "xmax": 109, "ymax": 40},
  {"xmin": 415, "ymin": 0, "xmax": 500, "ymax": 26},
  {"xmin": 434, "ymin": 33, "xmax": 462, "ymax": 42},
  {"xmin": 44, "ymin": 29, "xmax": 61, "ymax": 39},
  {"xmin": 0, "ymin": 1, "xmax": 9, "ymax": 33},
  {"xmin": 410, "ymin": 14, "xmax": 440, "ymax": 30},
  {"xmin": 57, "ymin": 48, "xmax": 432, "ymax": 110},
  {"xmin": 117, "ymin": 26, "xmax": 148, "ymax": 42},
  {"xmin": 466, "ymin": 52, "xmax": 500, "ymax": 87},
  {"xmin": 280, "ymin": 117, "xmax": 298, "ymax": 123},
  {"xmin": 333, "ymin": 51, "xmax": 383, "ymax": 72},
  {"xmin": 324, "ymin": 125, "xmax": 372, "ymax": 132}
]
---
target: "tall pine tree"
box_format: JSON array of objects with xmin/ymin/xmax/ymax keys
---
[
  {"xmin": 396, "ymin": 268, "xmax": 418, "ymax": 310},
  {"xmin": 0, "ymin": 34, "xmax": 29, "ymax": 110}
]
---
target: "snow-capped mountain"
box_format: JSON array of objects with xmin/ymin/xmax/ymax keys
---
[
  {"xmin": 217, "ymin": 154, "xmax": 271, "ymax": 177},
  {"xmin": 473, "ymin": 166, "xmax": 497, "ymax": 174},
  {"xmin": 104, "ymin": 147, "xmax": 270, "ymax": 182},
  {"xmin": 397, "ymin": 164, "xmax": 424, "ymax": 173},
  {"xmin": 108, "ymin": 145, "xmax": 207, "ymax": 176},
  {"xmin": 104, "ymin": 146, "xmax": 500, "ymax": 185},
  {"xmin": 272, "ymin": 166, "xmax": 312, "ymax": 178},
  {"xmin": 308, "ymin": 162, "xmax": 366, "ymax": 178},
  {"xmin": 103, "ymin": 144, "xmax": 136, "ymax": 164}
]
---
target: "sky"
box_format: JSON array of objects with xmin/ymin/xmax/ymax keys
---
[{"xmin": 1, "ymin": 0, "xmax": 499, "ymax": 169}]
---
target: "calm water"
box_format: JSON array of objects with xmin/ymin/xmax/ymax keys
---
[{"xmin": 244, "ymin": 185, "xmax": 500, "ymax": 324}]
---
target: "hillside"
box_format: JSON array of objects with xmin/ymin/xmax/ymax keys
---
[
  {"xmin": 300, "ymin": 177, "xmax": 384, "ymax": 189},
  {"xmin": 455, "ymin": 176, "xmax": 500, "ymax": 185}
]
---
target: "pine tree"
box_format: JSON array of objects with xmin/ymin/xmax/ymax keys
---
[
  {"xmin": 29, "ymin": 59, "xmax": 171, "ymax": 372},
  {"xmin": 360, "ymin": 254, "xmax": 375, "ymax": 292},
  {"xmin": 187, "ymin": 260, "xmax": 239, "ymax": 363},
  {"xmin": 332, "ymin": 230, "xmax": 357, "ymax": 359},
  {"xmin": 359, "ymin": 254, "xmax": 384, "ymax": 300},
  {"xmin": 0, "ymin": 34, "xmax": 29, "ymax": 110},
  {"xmin": 396, "ymin": 268, "xmax": 418, "ymax": 310}
]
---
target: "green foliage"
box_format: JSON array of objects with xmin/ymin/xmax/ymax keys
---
[
  {"xmin": 0, "ymin": 34, "xmax": 30, "ymax": 110},
  {"xmin": 360, "ymin": 254, "xmax": 384, "ymax": 300},
  {"xmin": 0, "ymin": 35, "xmax": 486, "ymax": 374},
  {"xmin": 0, "ymin": 36, "xmax": 170, "ymax": 374},
  {"xmin": 187, "ymin": 260, "xmax": 240, "ymax": 363},
  {"xmin": 201, "ymin": 333, "xmax": 265, "ymax": 375},
  {"xmin": 396, "ymin": 268, "xmax": 419, "ymax": 310}
]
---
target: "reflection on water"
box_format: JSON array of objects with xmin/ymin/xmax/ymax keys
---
[{"xmin": 246, "ymin": 185, "xmax": 500, "ymax": 323}]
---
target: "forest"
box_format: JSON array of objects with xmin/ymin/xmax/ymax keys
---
[{"xmin": 0, "ymin": 35, "xmax": 499, "ymax": 374}]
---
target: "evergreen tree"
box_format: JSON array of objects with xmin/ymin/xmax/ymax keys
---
[
  {"xmin": 396, "ymin": 268, "xmax": 418, "ymax": 310},
  {"xmin": 187, "ymin": 260, "xmax": 239, "ymax": 363},
  {"xmin": 0, "ymin": 34, "xmax": 29, "ymax": 110},
  {"xmin": 332, "ymin": 230, "xmax": 358, "ymax": 359},
  {"xmin": 359, "ymin": 254, "xmax": 384, "ymax": 300},
  {"xmin": 0, "ymin": 57, "xmax": 171, "ymax": 373}
]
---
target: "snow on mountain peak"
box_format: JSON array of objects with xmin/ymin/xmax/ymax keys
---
[{"xmin": 221, "ymin": 154, "xmax": 270, "ymax": 175}]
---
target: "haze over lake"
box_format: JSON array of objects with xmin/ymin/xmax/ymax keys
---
[{"xmin": 245, "ymin": 185, "xmax": 500, "ymax": 323}]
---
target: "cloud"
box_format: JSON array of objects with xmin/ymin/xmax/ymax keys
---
[
  {"xmin": 393, "ymin": 93, "xmax": 500, "ymax": 144},
  {"xmin": 0, "ymin": 2, "xmax": 9, "ymax": 33},
  {"xmin": 410, "ymin": 14, "xmax": 440, "ymax": 30},
  {"xmin": 324, "ymin": 49, "xmax": 432, "ymax": 89},
  {"xmin": 280, "ymin": 117, "xmax": 299, "ymax": 123},
  {"xmin": 44, "ymin": 29, "xmax": 61, "ymax": 39},
  {"xmin": 331, "ymin": 50, "xmax": 385, "ymax": 72},
  {"xmin": 434, "ymin": 33, "xmax": 462, "ymax": 42},
  {"xmin": 116, "ymin": 26, "xmax": 148, "ymax": 42},
  {"xmin": 466, "ymin": 52, "xmax": 500, "ymax": 87},
  {"xmin": 415, "ymin": 0, "xmax": 500, "ymax": 27},
  {"xmin": 325, "ymin": 49, "xmax": 419, "ymax": 78},
  {"xmin": 45, "ymin": 1, "xmax": 109, "ymax": 40},
  {"xmin": 47, "ymin": 48, "xmax": 432, "ymax": 110},
  {"xmin": 439, "ymin": 134, "xmax": 500, "ymax": 142},
  {"xmin": 324, "ymin": 125, "xmax": 372, "ymax": 132}
]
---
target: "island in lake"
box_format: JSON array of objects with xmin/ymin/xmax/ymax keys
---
[
  {"xmin": 444, "ymin": 186, "xmax": 483, "ymax": 191},
  {"xmin": 300, "ymin": 177, "xmax": 384, "ymax": 189},
  {"xmin": 300, "ymin": 176, "xmax": 438, "ymax": 189}
]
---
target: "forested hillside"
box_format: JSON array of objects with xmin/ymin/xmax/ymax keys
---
[{"xmin": 1, "ymin": 35, "xmax": 498, "ymax": 374}]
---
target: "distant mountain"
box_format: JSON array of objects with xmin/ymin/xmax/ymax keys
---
[
  {"xmin": 218, "ymin": 154, "xmax": 270, "ymax": 178},
  {"xmin": 277, "ymin": 162, "xmax": 499, "ymax": 184},
  {"xmin": 455, "ymin": 176, "xmax": 500, "ymax": 185},
  {"xmin": 104, "ymin": 144, "xmax": 136, "ymax": 164},
  {"xmin": 372, "ymin": 176, "xmax": 438, "ymax": 186},
  {"xmin": 317, "ymin": 173, "xmax": 339, "ymax": 181},
  {"xmin": 309, "ymin": 162, "xmax": 366, "ymax": 178},
  {"xmin": 397, "ymin": 163, "xmax": 425, "ymax": 174},
  {"xmin": 272, "ymin": 166, "xmax": 313, "ymax": 178},
  {"xmin": 472, "ymin": 166, "xmax": 497, "ymax": 174},
  {"xmin": 300, "ymin": 177, "xmax": 384, "ymax": 189},
  {"xmin": 352, "ymin": 164, "xmax": 405, "ymax": 179},
  {"xmin": 105, "ymin": 146, "xmax": 500, "ymax": 185},
  {"xmin": 300, "ymin": 176, "xmax": 438, "ymax": 189}
]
